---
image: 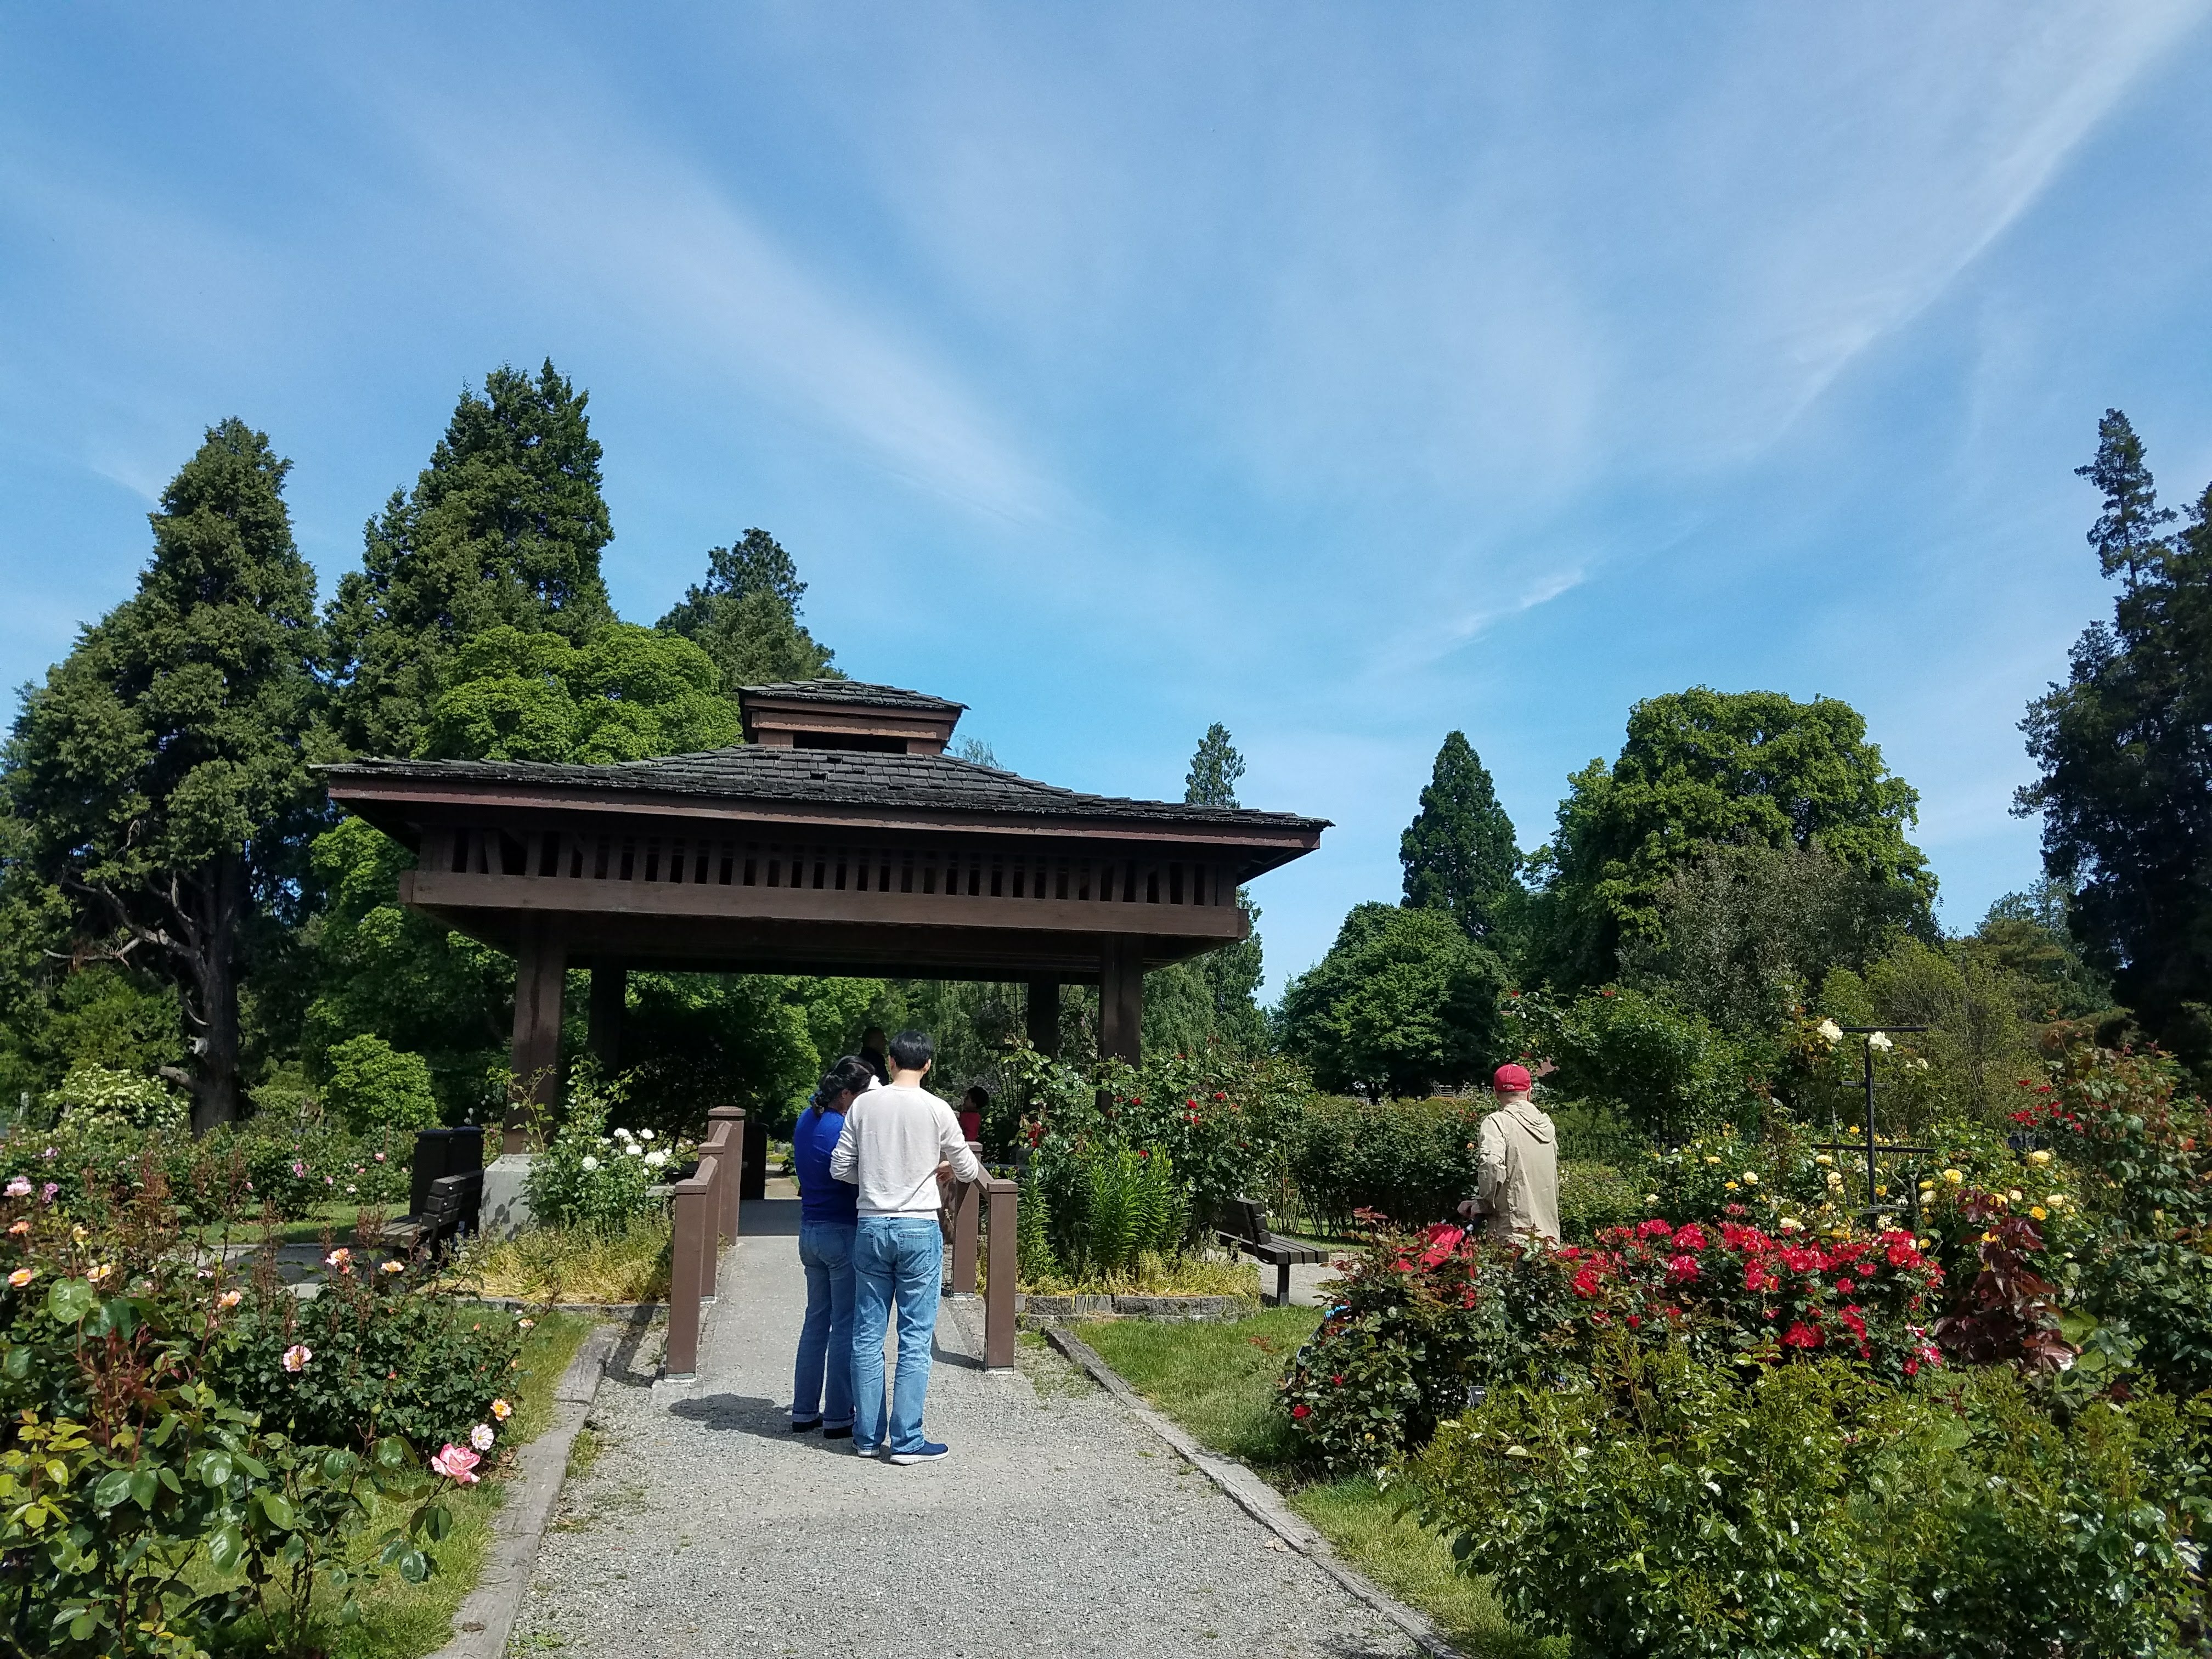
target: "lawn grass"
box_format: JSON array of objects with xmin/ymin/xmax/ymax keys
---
[
  {"xmin": 1082, "ymin": 1307, "xmax": 1559, "ymax": 1659},
  {"xmin": 320, "ymin": 1311, "xmax": 594, "ymax": 1659},
  {"xmin": 450, "ymin": 1216, "xmax": 672, "ymax": 1302}
]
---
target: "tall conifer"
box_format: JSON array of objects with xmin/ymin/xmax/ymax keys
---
[
  {"xmin": 1401, "ymin": 731, "xmax": 1520, "ymax": 938},
  {"xmin": 4, "ymin": 420, "xmax": 323, "ymax": 1129},
  {"xmin": 327, "ymin": 360, "xmax": 613, "ymax": 757},
  {"xmin": 656, "ymin": 527, "xmax": 836, "ymax": 694}
]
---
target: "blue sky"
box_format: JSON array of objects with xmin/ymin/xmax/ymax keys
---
[{"xmin": 5, "ymin": 4, "xmax": 2212, "ymax": 996}]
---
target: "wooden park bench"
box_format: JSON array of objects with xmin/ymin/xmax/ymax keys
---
[
  {"xmin": 379, "ymin": 1170, "xmax": 482, "ymax": 1259},
  {"xmin": 1215, "ymin": 1197, "xmax": 1324, "ymax": 1307}
]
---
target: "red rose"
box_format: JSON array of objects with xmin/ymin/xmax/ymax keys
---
[
  {"xmin": 1290, "ymin": 1403, "xmax": 1311, "ymax": 1419},
  {"xmin": 1782, "ymin": 1321, "xmax": 1822, "ymax": 1350},
  {"xmin": 1329, "ymin": 1374, "xmax": 1344, "ymax": 1385},
  {"xmin": 1666, "ymin": 1253, "xmax": 1700, "ymax": 1285}
]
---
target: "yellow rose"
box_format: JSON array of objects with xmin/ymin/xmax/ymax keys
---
[
  {"xmin": 2027, "ymin": 1149, "xmax": 2052, "ymax": 1166},
  {"xmin": 2030, "ymin": 1206, "xmax": 2048, "ymax": 1221},
  {"xmin": 1942, "ymin": 1169, "xmax": 1964, "ymax": 1184}
]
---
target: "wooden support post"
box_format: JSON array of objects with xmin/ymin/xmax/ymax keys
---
[
  {"xmin": 707, "ymin": 1107, "xmax": 745, "ymax": 1243},
  {"xmin": 983, "ymin": 1178, "xmax": 1017, "ymax": 1371},
  {"xmin": 667, "ymin": 1158, "xmax": 715, "ymax": 1380},
  {"xmin": 1026, "ymin": 979, "xmax": 1060, "ymax": 1058},
  {"xmin": 506, "ymin": 919, "xmax": 566, "ymax": 1154},
  {"xmin": 950, "ymin": 1142, "xmax": 983, "ymax": 1296},
  {"xmin": 1098, "ymin": 938, "xmax": 1143, "ymax": 1066},
  {"xmin": 588, "ymin": 963, "xmax": 627, "ymax": 1071}
]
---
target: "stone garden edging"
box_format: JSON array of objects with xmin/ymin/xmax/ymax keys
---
[
  {"xmin": 1043, "ymin": 1327, "xmax": 1465, "ymax": 1659},
  {"xmin": 425, "ymin": 1322, "xmax": 618, "ymax": 1659}
]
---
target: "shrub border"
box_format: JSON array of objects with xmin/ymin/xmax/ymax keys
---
[{"xmin": 1042, "ymin": 1327, "xmax": 1463, "ymax": 1659}]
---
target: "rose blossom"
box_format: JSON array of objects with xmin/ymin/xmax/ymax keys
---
[
  {"xmin": 430, "ymin": 1443, "xmax": 482, "ymax": 1483},
  {"xmin": 218, "ymin": 1290, "xmax": 242, "ymax": 1310},
  {"xmin": 470, "ymin": 1423, "xmax": 496, "ymax": 1451},
  {"xmin": 281, "ymin": 1344, "xmax": 312, "ymax": 1372},
  {"xmin": 3, "ymin": 1178, "xmax": 28, "ymax": 1199},
  {"xmin": 7, "ymin": 1268, "xmax": 34, "ymax": 1288},
  {"xmin": 490, "ymin": 1397, "xmax": 512, "ymax": 1420}
]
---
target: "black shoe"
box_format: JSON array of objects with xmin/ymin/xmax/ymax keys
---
[
  {"xmin": 789, "ymin": 1418, "xmax": 823, "ymax": 1432},
  {"xmin": 823, "ymin": 1425, "xmax": 853, "ymax": 1440}
]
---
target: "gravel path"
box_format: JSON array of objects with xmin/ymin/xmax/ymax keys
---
[{"xmin": 516, "ymin": 1197, "xmax": 1414, "ymax": 1659}]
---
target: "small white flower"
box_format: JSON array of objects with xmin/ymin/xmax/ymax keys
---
[
  {"xmin": 624, "ymin": 1144, "xmax": 643, "ymax": 1157},
  {"xmin": 580, "ymin": 1155, "xmax": 600, "ymax": 1172},
  {"xmin": 1868, "ymin": 1031, "xmax": 1894, "ymax": 1052},
  {"xmin": 1815, "ymin": 1018, "xmax": 1843, "ymax": 1045},
  {"xmin": 640, "ymin": 1129, "xmax": 655, "ymax": 1142},
  {"xmin": 614, "ymin": 1127, "xmax": 636, "ymax": 1142},
  {"xmin": 470, "ymin": 1423, "xmax": 496, "ymax": 1451},
  {"xmin": 645, "ymin": 1150, "xmax": 668, "ymax": 1169}
]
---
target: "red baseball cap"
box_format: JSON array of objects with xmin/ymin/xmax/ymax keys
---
[{"xmin": 1492, "ymin": 1063, "xmax": 1533, "ymax": 1093}]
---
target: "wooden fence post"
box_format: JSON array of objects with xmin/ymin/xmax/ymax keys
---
[
  {"xmin": 667, "ymin": 1156, "xmax": 716, "ymax": 1381},
  {"xmin": 983, "ymin": 1177, "xmax": 1017, "ymax": 1372},
  {"xmin": 707, "ymin": 1107, "xmax": 745, "ymax": 1242}
]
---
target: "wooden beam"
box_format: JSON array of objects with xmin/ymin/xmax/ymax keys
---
[
  {"xmin": 1099, "ymin": 936, "xmax": 1143, "ymax": 1065},
  {"xmin": 506, "ymin": 918, "xmax": 565, "ymax": 1154},
  {"xmin": 1026, "ymin": 979, "xmax": 1060, "ymax": 1059},
  {"xmin": 588, "ymin": 963, "xmax": 626, "ymax": 1071}
]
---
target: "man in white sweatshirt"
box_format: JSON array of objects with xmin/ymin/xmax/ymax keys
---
[{"xmin": 828, "ymin": 1029, "xmax": 982, "ymax": 1462}]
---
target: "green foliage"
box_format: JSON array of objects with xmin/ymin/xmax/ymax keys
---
[
  {"xmin": 322, "ymin": 1035, "xmax": 442, "ymax": 1135},
  {"xmin": 2018, "ymin": 409, "xmax": 2212, "ymax": 1058},
  {"xmin": 1530, "ymin": 687, "xmax": 1935, "ymax": 992},
  {"xmin": 1622, "ymin": 841, "xmax": 1925, "ymax": 1039},
  {"xmin": 620, "ymin": 971, "xmax": 872, "ymax": 1137},
  {"xmin": 655, "ymin": 527, "xmax": 836, "ymax": 694},
  {"xmin": 0, "ymin": 1186, "xmax": 463, "ymax": 1657},
  {"xmin": 1282, "ymin": 1094, "xmax": 1486, "ymax": 1233},
  {"xmin": 4, "ymin": 419, "xmax": 325, "ymax": 1130},
  {"xmin": 1401, "ymin": 731, "xmax": 1521, "ymax": 941},
  {"xmin": 1511, "ymin": 985, "xmax": 1760, "ymax": 1144},
  {"xmin": 1148, "ymin": 724, "xmax": 1269, "ymax": 1054},
  {"xmin": 327, "ymin": 360, "xmax": 614, "ymax": 759},
  {"xmin": 1412, "ymin": 1344, "xmax": 2207, "ymax": 1659},
  {"xmin": 45, "ymin": 1063, "xmax": 185, "ymax": 1133},
  {"xmin": 422, "ymin": 623, "xmax": 738, "ymax": 764},
  {"xmin": 523, "ymin": 1070, "xmax": 675, "ymax": 1232},
  {"xmin": 1034, "ymin": 1143, "xmax": 1189, "ymax": 1283},
  {"xmin": 1279, "ymin": 902, "xmax": 1509, "ymax": 1099},
  {"xmin": 1814, "ymin": 935, "xmax": 2044, "ymax": 1131},
  {"xmin": 1183, "ymin": 721, "xmax": 1246, "ymax": 809},
  {"xmin": 1973, "ymin": 879, "xmax": 2117, "ymax": 1024}
]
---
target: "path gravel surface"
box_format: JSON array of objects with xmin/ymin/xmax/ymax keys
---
[{"xmin": 516, "ymin": 1197, "xmax": 1413, "ymax": 1659}]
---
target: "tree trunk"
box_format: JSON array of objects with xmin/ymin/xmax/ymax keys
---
[{"xmin": 186, "ymin": 853, "xmax": 246, "ymax": 1136}]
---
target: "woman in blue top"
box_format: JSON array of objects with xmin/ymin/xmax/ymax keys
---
[{"xmin": 790, "ymin": 1056, "xmax": 874, "ymax": 1435}]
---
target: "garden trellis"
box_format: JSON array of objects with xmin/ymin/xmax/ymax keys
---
[{"xmin": 1814, "ymin": 1025, "xmax": 1933, "ymax": 1233}]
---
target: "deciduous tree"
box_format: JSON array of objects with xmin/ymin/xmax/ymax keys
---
[
  {"xmin": 1279, "ymin": 903, "xmax": 1506, "ymax": 1099},
  {"xmin": 1529, "ymin": 689, "xmax": 1934, "ymax": 992},
  {"xmin": 4, "ymin": 420, "xmax": 323, "ymax": 1129}
]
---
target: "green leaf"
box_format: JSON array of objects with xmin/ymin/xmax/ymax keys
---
[
  {"xmin": 374, "ymin": 1435, "xmax": 416, "ymax": 1471},
  {"xmin": 206, "ymin": 1524, "xmax": 245, "ymax": 1573},
  {"xmin": 396, "ymin": 1545, "xmax": 429, "ymax": 1583},
  {"xmin": 322, "ymin": 1448, "xmax": 359, "ymax": 1481},
  {"xmin": 92, "ymin": 1469, "xmax": 133, "ymax": 1510},
  {"xmin": 128, "ymin": 1470, "xmax": 157, "ymax": 1509},
  {"xmin": 260, "ymin": 1491, "xmax": 297, "ymax": 1530},
  {"xmin": 198, "ymin": 1449, "xmax": 234, "ymax": 1489},
  {"xmin": 43, "ymin": 1280, "xmax": 97, "ymax": 1324},
  {"xmin": 414, "ymin": 1502, "xmax": 453, "ymax": 1543}
]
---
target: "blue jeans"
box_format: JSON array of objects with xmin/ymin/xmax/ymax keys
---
[
  {"xmin": 850, "ymin": 1216, "xmax": 944, "ymax": 1454},
  {"xmin": 792, "ymin": 1221, "xmax": 856, "ymax": 1428}
]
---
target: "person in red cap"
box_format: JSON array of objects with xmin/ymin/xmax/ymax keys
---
[{"xmin": 1456, "ymin": 1063, "xmax": 1559, "ymax": 1243}]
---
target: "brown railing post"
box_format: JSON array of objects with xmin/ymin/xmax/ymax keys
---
[
  {"xmin": 707, "ymin": 1107, "xmax": 745, "ymax": 1242},
  {"xmin": 983, "ymin": 1177, "xmax": 1017, "ymax": 1372},
  {"xmin": 950, "ymin": 1142, "xmax": 983, "ymax": 1296},
  {"xmin": 696, "ymin": 1125, "xmax": 730, "ymax": 1306},
  {"xmin": 667, "ymin": 1157, "xmax": 715, "ymax": 1381}
]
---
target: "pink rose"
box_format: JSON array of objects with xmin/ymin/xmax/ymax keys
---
[{"xmin": 431, "ymin": 1443, "xmax": 482, "ymax": 1484}]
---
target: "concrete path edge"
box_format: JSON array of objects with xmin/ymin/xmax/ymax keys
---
[
  {"xmin": 1043, "ymin": 1327, "xmax": 1465, "ymax": 1659},
  {"xmin": 426, "ymin": 1323, "xmax": 619, "ymax": 1659}
]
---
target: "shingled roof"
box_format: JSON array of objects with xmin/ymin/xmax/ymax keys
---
[
  {"xmin": 319, "ymin": 745, "xmax": 1327, "ymax": 831},
  {"xmin": 737, "ymin": 680, "xmax": 965, "ymax": 713}
]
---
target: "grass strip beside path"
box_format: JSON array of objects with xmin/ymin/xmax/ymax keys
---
[
  {"xmin": 1080, "ymin": 1311, "xmax": 1561, "ymax": 1659},
  {"xmin": 328, "ymin": 1311, "xmax": 595, "ymax": 1659}
]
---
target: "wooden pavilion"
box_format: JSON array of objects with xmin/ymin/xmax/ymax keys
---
[{"xmin": 321, "ymin": 681, "xmax": 1328, "ymax": 1150}]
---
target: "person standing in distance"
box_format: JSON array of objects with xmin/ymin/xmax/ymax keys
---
[
  {"xmin": 830, "ymin": 1029, "xmax": 980, "ymax": 1462},
  {"xmin": 858, "ymin": 1027, "xmax": 890, "ymax": 1086},
  {"xmin": 1457, "ymin": 1063, "xmax": 1560, "ymax": 1243}
]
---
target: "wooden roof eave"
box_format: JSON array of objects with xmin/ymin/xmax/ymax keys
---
[{"xmin": 323, "ymin": 777, "xmax": 1325, "ymax": 881}]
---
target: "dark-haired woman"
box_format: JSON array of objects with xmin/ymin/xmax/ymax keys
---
[
  {"xmin": 957, "ymin": 1085, "xmax": 988, "ymax": 1147},
  {"xmin": 789, "ymin": 1056, "xmax": 874, "ymax": 1435}
]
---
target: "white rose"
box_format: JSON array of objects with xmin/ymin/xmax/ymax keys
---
[
  {"xmin": 1869, "ymin": 1031, "xmax": 1894, "ymax": 1052},
  {"xmin": 645, "ymin": 1149, "xmax": 668, "ymax": 1169},
  {"xmin": 640, "ymin": 1129, "xmax": 656, "ymax": 1142},
  {"xmin": 1816, "ymin": 1019, "xmax": 1843, "ymax": 1045},
  {"xmin": 624, "ymin": 1144, "xmax": 644, "ymax": 1156},
  {"xmin": 580, "ymin": 1155, "xmax": 600, "ymax": 1172}
]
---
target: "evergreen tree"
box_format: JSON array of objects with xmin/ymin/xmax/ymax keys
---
[
  {"xmin": 1400, "ymin": 731, "xmax": 1520, "ymax": 938},
  {"xmin": 1185, "ymin": 723, "xmax": 1246, "ymax": 809},
  {"xmin": 327, "ymin": 361, "xmax": 614, "ymax": 757},
  {"xmin": 4, "ymin": 420, "xmax": 323, "ymax": 1130},
  {"xmin": 2017, "ymin": 411, "xmax": 2212, "ymax": 1054},
  {"xmin": 657, "ymin": 527, "xmax": 836, "ymax": 695}
]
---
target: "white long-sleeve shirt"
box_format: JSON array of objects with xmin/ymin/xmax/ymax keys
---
[{"xmin": 827, "ymin": 1082, "xmax": 983, "ymax": 1217}]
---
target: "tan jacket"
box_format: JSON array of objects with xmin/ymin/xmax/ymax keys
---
[{"xmin": 1472, "ymin": 1098, "xmax": 1559, "ymax": 1243}]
